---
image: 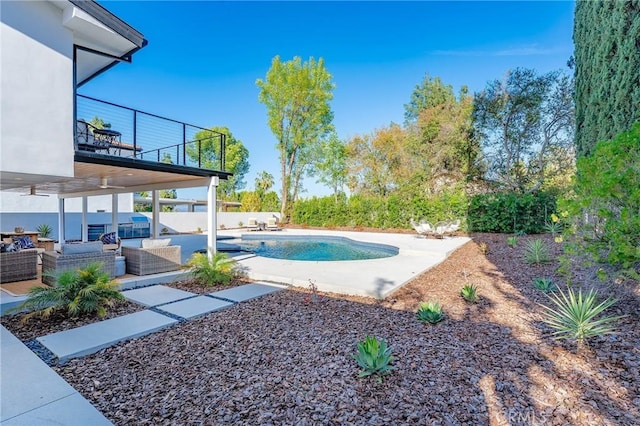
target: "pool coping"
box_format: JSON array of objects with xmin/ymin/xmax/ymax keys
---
[{"xmin": 219, "ymin": 229, "xmax": 471, "ymax": 299}]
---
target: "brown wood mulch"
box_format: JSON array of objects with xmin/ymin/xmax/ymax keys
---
[{"xmin": 3, "ymin": 233, "xmax": 640, "ymax": 424}]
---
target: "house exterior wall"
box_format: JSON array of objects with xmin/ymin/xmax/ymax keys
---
[{"xmin": 0, "ymin": 0, "xmax": 74, "ymax": 178}]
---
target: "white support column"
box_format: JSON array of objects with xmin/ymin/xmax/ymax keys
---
[
  {"xmin": 207, "ymin": 176, "xmax": 219, "ymax": 259},
  {"xmin": 81, "ymin": 196, "xmax": 88, "ymax": 242},
  {"xmin": 58, "ymin": 197, "xmax": 65, "ymax": 244},
  {"xmin": 111, "ymin": 194, "xmax": 118, "ymax": 237},
  {"xmin": 152, "ymin": 190, "xmax": 160, "ymax": 239}
]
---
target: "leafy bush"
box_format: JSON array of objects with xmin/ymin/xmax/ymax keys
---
[
  {"xmin": 352, "ymin": 335, "xmax": 395, "ymax": 382},
  {"xmin": 18, "ymin": 262, "xmax": 123, "ymax": 319},
  {"xmin": 525, "ymin": 239, "xmax": 551, "ymax": 264},
  {"xmin": 187, "ymin": 251, "xmax": 236, "ymax": 286},
  {"xmin": 468, "ymin": 191, "xmax": 557, "ymax": 234},
  {"xmin": 533, "ymin": 277, "xmax": 556, "ymax": 293},
  {"xmin": 416, "ymin": 301, "xmax": 444, "ymax": 324},
  {"xmin": 460, "ymin": 283, "xmax": 478, "ymax": 302},
  {"xmin": 539, "ymin": 287, "xmax": 623, "ymax": 346},
  {"xmin": 560, "ymin": 122, "xmax": 640, "ymax": 269}
]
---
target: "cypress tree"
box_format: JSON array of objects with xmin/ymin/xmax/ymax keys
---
[{"xmin": 573, "ymin": 0, "xmax": 640, "ymax": 156}]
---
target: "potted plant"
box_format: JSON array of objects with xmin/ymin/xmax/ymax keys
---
[{"xmin": 37, "ymin": 224, "xmax": 52, "ymax": 238}]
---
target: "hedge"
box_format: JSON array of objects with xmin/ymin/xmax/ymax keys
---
[{"xmin": 467, "ymin": 191, "xmax": 556, "ymax": 234}]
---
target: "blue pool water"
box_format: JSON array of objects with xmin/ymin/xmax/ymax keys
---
[{"xmin": 238, "ymin": 235, "xmax": 398, "ymax": 261}]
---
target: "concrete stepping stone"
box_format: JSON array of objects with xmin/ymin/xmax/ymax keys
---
[
  {"xmin": 37, "ymin": 310, "xmax": 178, "ymax": 363},
  {"xmin": 123, "ymin": 285, "xmax": 195, "ymax": 307},
  {"xmin": 1, "ymin": 326, "xmax": 111, "ymax": 425},
  {"xmin": 209, "ymin": 282, "xmax": 285, "ymax": 303},
  {"xmin": 158, "ymin": 296, "xmax": 234, "ymax": 320}
]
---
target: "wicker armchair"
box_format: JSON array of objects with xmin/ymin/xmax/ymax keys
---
[
  {"xmin": 0, "ymin": 249, "xmax": 38, "ymax": 283},
  {"xmin": 122, "ymin": 245, "xmax": 181, "ymax": 275},
  {"xmin": 42, "ymin": 242, "xmax": 115, "ymax": 285}
]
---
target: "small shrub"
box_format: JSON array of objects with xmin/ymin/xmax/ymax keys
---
[
  {"xmin": 478, "ymin": 242, "xmax": 489, "ymax": 254},
  {"xmin": 187, "ymin": 251, "xmax": 236, "ymax": 286},
  {"xmin": 525, "ymin": 239, "xmax": 551, "ymax": 264},
  {"xmin": 416, "ymin": 301, "xmax": 444, "ymax": 324},
  {"xmin": 17, "ymin": 262, "xmax": 123, "ymax": 320},
  {"xmin": 36, "ymin": 223, "xmax": 52, "ymax": 238},
  {"xmin": 539, "ymin": 287, "xmax": 624, "ymax": 347},
  {"xmin": 533, "ymin": 277, "xmax": 556, "ymax": 293},
  {"xmin": 460, "ymin": 283, "xmax": 478, "ymax": 303},
  {"xmin": 352, "ymin": 336, "xmax": 395, "ymax": 382},
  {"xmin": 506, "ymin": 235, "xmax": 518, "ymax": 248}
]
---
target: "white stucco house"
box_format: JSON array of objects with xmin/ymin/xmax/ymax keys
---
[{"xmin": 0, "ymin": 0, "xmax": 230, "ymax": 249}]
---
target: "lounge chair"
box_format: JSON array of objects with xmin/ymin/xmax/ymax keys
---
[
  {"xmin": 266, "ymin": 217, "xmax": 282, "ymax": 231},
  {"xmin": 245, "ymin": 218, "xmax": 259, "ymax": 231},
  {"xmin": 410, "ymin": 218, "xmax": 433, "ymax": 237}
]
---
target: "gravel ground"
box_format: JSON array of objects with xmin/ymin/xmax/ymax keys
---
[{"xmin": 5, "ymin": 233, "xmax": 640, "ymax": 424}]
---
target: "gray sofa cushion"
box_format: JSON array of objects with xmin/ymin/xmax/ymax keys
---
[{"xmin": 61, "ymin": 241, "xmax": 104, "ymax": 255}]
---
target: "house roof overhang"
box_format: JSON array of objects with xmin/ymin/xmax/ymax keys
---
[
  {"xmin": 1, "ymin": 155, "xmax": 231, "ymax": 198},
  {"xmin": 51, "ymin": 0, "xmax": 148, "ymax": 86}
]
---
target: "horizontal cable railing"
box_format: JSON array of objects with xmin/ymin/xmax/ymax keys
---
[{"xmin": 75, "ymin": 94, "xmax": 226, "ymax": 172}]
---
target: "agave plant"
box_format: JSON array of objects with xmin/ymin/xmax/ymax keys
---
[
  {"xmin": 534, "ymin": 277, "xmax": 556, "ymax": 293},
  {"xmin": 460, "ymin": 283, "xmax": 478, "ymax": 303},
  {"xmin": 18, "ymin": 262, "xmax": 123, "ymax": 320},
  {"xmin": 539, "ymin": 287, "xmax": 624, "ymax": 347},
  {"xmin": 352, "ymin": 336, "xmax": 395, "ymax": 382},
  {"xmin": 525, "ymin": 239, "xmax": 551, "ymax": 264},
  {"xmin": 36, "ymin": 223, "xmax": 52, "ymax": 238},
  {"xmin": 416, "ymin": 301, "xmax": 444, "ymax": 324},
  {"xmin": 187, "ymin": 250, "xmax": 236, "ymax": 286}
]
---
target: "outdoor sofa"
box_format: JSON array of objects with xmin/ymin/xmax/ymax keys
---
[
  {"xmin": 121, "ymin": 239, "xmax": 181, "ymax": 276},
  {"xmin": 42, "ymin": 241, "xmax": 115, "ymax": 285}
]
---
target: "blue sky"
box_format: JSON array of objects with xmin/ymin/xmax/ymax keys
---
[{"xmin": 86, "ymin": 1, "xmax": 575, "ymax": 200}]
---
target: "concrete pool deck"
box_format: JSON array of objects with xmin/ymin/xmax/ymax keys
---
[{"xmin": 218, "ymin": 229, "xmax": 471, "ymax": 299}]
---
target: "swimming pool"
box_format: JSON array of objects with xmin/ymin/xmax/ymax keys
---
[{"xmin": 238, "ymin": 234, "xmax": 398, "ymax": 261}]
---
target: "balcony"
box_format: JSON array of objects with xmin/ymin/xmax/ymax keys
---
[{"xmin": 75, "ymin": 94, "xmax": 226, "ymax": 172}]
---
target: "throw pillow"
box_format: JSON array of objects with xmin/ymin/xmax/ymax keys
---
[
  {"xmin": 13, "ymin": 236, "xmax": 35, "ymax": 250},
  {"xmin": 1, "ymin": 243, "xmax": 18, "ymax": 253},
  {"xmin": 141, "ymin": 238, "xmax": 171, "ymax": 249},
  {"xmin": 100, "ymin": 232, "xmax": 118, "ymax": 245}
]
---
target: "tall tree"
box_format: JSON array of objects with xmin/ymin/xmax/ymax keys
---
[
  {"xmin": 573, "ymin": 0, "xmax": 640, "ymax": 156},
  {"xmin": 256, "ymin": 56, "xmax": 335, "ymax": 221},
  {"xmin": 404, "ymin": 74, "xmax": 456, "ymax": 124},
  {"xmin": 346, "ymin": 124, "xmax": 409, "ymax": 197},
  {"xmin": 188, "ymin": 126, "xmax": 249, "ymax": 199},
  {"xmin": 409, "ymin": 85, "xmax": 483, "ymax": 192},
  {"xmin": 314, "ymin": 132, "xmax": 347, "ymax": 200},
  {"xmin": 473, "ymin": 68, "xmax": 575, "ymax": 193},
  {"xmin": 255, "ymin": 171, "xmax": 275, "ymax": 195}
]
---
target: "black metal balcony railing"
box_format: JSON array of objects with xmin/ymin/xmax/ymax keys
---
[{"xmin": 75, "ymin": 94, "xmax": 226, "ymax": 171}]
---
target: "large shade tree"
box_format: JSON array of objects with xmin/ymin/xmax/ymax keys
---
[
  {"xmin": 404, "ymin": 74, "xmax": 456, "ymax": 124},
  {"xmin": 188, "ymin": 126, "xmax": 249, "ymax": 199},
  {"xmin": 314, "ymin": 131, "xmax": 347, "ymax": 201},
  {"xmin": 573, "ymin": 0, "xmax": 640, "ymax": 156},
  {"xmin": 256, "ymin": 56, "xmax": 335, "ymax": 221},
  {"xmin": 473, "ymin": 68, "xmax": 575, "ymax": 193},
  {"xmin": 407, "ymin": 83, "xmax": 483, "ymax": 193}
]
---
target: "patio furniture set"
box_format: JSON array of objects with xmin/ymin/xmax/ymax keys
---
[
  {"xmin": 1, "ymin": 231, "xmax": 181, "ymax": 285},
  {"xmin": 245, "ymin": 217, "xmax": 282, "ymax": 231},
  {"xmin": 410, "ymin": 218, "xmax": 461, "ymax": 238}
]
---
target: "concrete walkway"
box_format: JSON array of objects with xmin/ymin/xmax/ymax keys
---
[{"xmin": 0, "ymin": 282, "xmax": 285, "ymax": 425}]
